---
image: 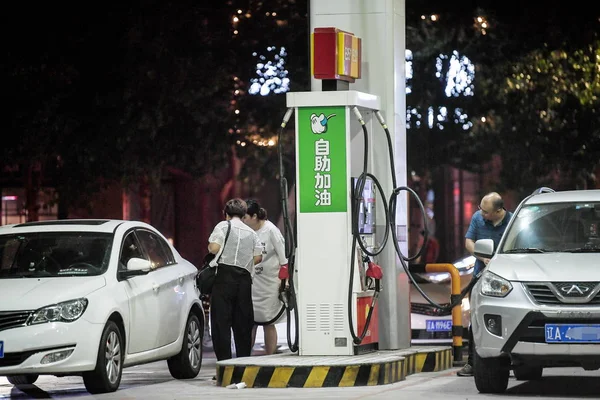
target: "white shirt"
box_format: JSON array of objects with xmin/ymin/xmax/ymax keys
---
[{"xmin": 208, "ymin": 218, "xmax": 262, "ymax": 274}]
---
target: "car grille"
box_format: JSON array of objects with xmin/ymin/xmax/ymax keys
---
[
  {"xmin": 0, "ymin": 350, "xmax": 38, "ymax": 367},
  {"xmin": 411, "ymin": 303, "xmax": 452, "ymax": 316},
  {"xmin": 524, "ymin": 282, "xmax": 600, "ymax": 305},
  {"xmin": 0, "ymin": 310, "xmax": 33, "ymax": 332},
  {"xmin": 514, "ymin": 316, "xmax": 600, "ymax": 344}
]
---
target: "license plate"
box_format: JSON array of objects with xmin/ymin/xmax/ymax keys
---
[
  {"xmin": 0, "ymin": 340, "xmax": 3, "ymax": 358},
  {"xmin": 545, "ymin": 324, "xmax": 600, "ymax": 343},
  {"xmin": 426, "ymin": 320, "xmax": 452, "ymax": 332}
]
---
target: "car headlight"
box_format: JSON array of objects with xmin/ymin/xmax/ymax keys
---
[
  {"xmin": 480, "ymin": 271, "xmax": 513, "ymax": 297},
  {"xmin": 29, "ymin": 298, "xmax": 88, "ymax": 325}
]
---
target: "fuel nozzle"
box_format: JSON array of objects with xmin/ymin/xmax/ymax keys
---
[
  {"xmin": 352, "ymin": 106, "xmax": 365, "ymax": 125},
  {"xmin": 366, "ymin": 261, "xmax": 383, "ymax": 280},
  {"xmin": 375, "ymin": 110, "xmax": 387, "ymax": 129},
  {"xmin": 366, "ymin": 261, "xmax": 383, "ymax": 292},
  {"xmin": 281, "ymin": 108, "xmax": 294, "ymax": 128}
]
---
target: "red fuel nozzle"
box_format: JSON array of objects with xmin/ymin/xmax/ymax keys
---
[{"xmin": 366, "ymin": 261, "xmax": 383, "ymax": 280}]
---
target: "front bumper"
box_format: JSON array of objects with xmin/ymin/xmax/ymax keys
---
[
  {"xmin": 411, "ymin": 309, "xmax": 470, "ymax": 344},
  {"xmin": 473, "ymin": 282, "xmax": 600, "ymax": 363},
  {"xmin": 0, "ymin": 318, "xmax": 103, "ymax": 375}
]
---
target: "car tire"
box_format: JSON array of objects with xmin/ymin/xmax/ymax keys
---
[
  {"xmin": 6, "ymin": 374, "xmax": 39, "ymax": 385},
  {"xmin": 83, "ymin": 320, "xmax": 123, "ymax": 394},
  {"xmin": 473, "ymin": 351, "xmax": 509, "ymax": 393},
  {"xmin": 513, "ymin": 366, "xmax": 543, "ymax": 381},
  {"xmin": 168, "ymin": 313, "xmax": 203, "ymax": 379}
]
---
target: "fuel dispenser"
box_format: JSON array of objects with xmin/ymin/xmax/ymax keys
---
[
  {"xmin": 286, "ymin": 90, "xmax": 383, "ymax": 356},
  {"xmin": 279, "ymin": 27, "xmax": 471, "ymax": 358}
]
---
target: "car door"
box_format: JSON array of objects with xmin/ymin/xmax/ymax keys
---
[
  {"xmin": 119, "ymin": 230, "xmax": 160, "ymax": 353},
  {"xmin": 136, "ymin": 229, "xmax": 182, "ymax": 348}
]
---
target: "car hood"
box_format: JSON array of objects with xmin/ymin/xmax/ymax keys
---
[
  {"xmin": 410, "ymin": 273, "xmax": 473, "ymax": 304},
  {"xmin": 410, "ymin": 281, "xmax": 453, "ymax": 304},
  {"xmin": 489, "ymin": 253, "xmax": 600, "ymax": 282},
  {"xmin": 0, "ymin": 276, "xmax": 107, "ymax": 311}
]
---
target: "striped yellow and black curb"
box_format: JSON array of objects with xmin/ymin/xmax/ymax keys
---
[
  {"xmin": 405, "ymin": 348, "xmax": 453, "ymax": 375},
  {"xmin": 216, "ymin": 347, "xmax": 452, "ymax": 388}
]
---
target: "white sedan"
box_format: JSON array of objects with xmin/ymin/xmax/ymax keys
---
[{"xmin": 0, "ymin": 219, "xmax": 204, "ymax": 393}]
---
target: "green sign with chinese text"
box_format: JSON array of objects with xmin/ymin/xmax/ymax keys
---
[{"xmin": 297, "ymin": 106, "xmax": 347, "ymax": 213}]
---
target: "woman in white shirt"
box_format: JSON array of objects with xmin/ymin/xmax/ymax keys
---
[
  {"xmin": 243, "ymin": 199, "xmax": 288, "ymax": 355},
  {"xmin": 208, "ymin": 198, "xmax": 263, "ymax": 361}
]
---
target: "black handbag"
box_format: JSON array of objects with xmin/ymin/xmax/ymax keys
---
[{"xmin": 197, "ymin": 221, "xmax": 231, "ymax": 295}]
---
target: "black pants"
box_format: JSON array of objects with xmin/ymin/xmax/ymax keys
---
[{"xmin": 210, "ymin": 264, "xmax": 254, "ymax": 361}]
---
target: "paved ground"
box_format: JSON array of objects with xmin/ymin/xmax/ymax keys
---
[{"xmin": 4, "ymin": 360, "xmax": 600, "ymax": 399}]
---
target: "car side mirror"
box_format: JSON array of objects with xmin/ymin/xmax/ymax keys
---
[
  {"xmin": 118, "ymin": 257, "xmax": 152, "ymax": 279},
  {"xmin": 474, "ymin": 239, "xmax": 494, "ymax": 259}
]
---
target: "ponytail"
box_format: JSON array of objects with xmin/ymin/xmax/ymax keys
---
[{"xmin": 258, "ymin": 207, "xmax": 267, "ymax": 220}]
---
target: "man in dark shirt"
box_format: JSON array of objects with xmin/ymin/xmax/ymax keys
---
[{"xmin": 457, "ymin": 192, "xmax": 513, "ymax": 376}]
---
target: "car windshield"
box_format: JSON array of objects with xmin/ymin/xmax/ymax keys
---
[
  {"xmin": 501, "ymin": 202, "xmax": 600, "ymax": 253},
  {"xmin": 0, "ymin": 232, "xmax": 112, "ymax": 278}
]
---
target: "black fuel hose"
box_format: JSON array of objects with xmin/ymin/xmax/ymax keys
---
[
  {"xmin": 278, "ymin": 109, "xmax": 299, "ymax": 353},
  {"xmin": 375, "ymin": 111, "xmax": 471, "ymax": 312}
]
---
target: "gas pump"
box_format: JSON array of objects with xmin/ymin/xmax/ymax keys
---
[
  {"xmin": 275, "ymin": 26, "xmax": 389, "ymax": 356},
  {"xmin": 279, "ymin": 26, "xmax": 470, "ymax": 357},
  {"xmin": 286, "ymin": 90, "xmax": 384, "ymax": 356}
]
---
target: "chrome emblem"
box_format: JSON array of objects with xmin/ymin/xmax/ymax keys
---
[{"xmin": 560, "ymin": 285, "xmax": 590, "ymax": 295}]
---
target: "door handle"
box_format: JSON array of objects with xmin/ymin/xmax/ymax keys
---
[
  {"xmin": 178, "ymin": 275, "xmax": 185, "ymax": 285},
  {"xmin": 152, "ymin": 283, "xmax": 159, "ymax": 292}
]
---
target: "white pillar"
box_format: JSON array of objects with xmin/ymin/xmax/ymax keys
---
[{"xmin": 309, "ymin": 0, "xmax": 410, "ymax": 350}]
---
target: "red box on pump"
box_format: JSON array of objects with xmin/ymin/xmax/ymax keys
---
[
  {"xmin": 357, "ymin": 294, "xmax": 379, "ymax": 346},
  {"xmin": 311, "ymin": 27, "xmax": 362, "ymax": 83}
]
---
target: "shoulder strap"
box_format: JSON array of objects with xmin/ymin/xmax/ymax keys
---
[{"xmin": 216, "ymin": 220, "xmax": 231, "ymax": 264}]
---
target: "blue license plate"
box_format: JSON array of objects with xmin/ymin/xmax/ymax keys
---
[
  {"xmin": 0, "ymin": 340, "xmax": 3, "ymax": 358},
  {"xmin": 545, "ymin": 324, "xmax": 600, "ymax": 343},
  {"xmin": 426, "ymin": 320, "xmax": 452, "ymax": 332}
]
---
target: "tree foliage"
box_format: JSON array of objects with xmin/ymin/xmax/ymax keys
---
[
  {"xmin": 405, "ymin": 1, "xmax": 600, "ymax": 193},
  {"xmin": 3, "ymin": 3, "xmax": 132, "ymax": 212},
  {"xmin": 223, "ymin": 0, "xmax": 309, "ymax": 195},
  {"xmin": 477, "ymin": 41, "xmax": 600, "ymax": 192},
  {"xmin": 3, "ymin": 0, "xmax": 308, "ymax": 214},
  {"xmin": 8, "ymin": 0, "xmax": 600, "ymax": 218},
  {"xmin": 405, "ymin": 11, "xmax": 488, "ymax": 175},
  {"xmin": 118, "ymin": 1, "xmax": 238, "ymax": 186}
]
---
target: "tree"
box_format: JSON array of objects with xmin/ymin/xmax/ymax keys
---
[
  {"xmin": 405, "ymin": 1, "xmax": 600, "ymax": 194},
  {"xmin": 404, "ymin": 7, "xmax": 497, "ymax": 177},
  {"xmin": 221, "ymin": 0, "xmax": 309, "ymax": 198},
  {"xmin": 477, "ymin": 41, "xmax": 600, "ymax": 193},
  {"xmin": 3, "ymin": 1, "xmax": 287, "ymax": 217},
  {"xmin": 3, "ymin": 3, "xmax": 131, "ymax": 217},
  {"xmin": 118, "ymin": 1, "xmax": 237, "ymax": 186}
]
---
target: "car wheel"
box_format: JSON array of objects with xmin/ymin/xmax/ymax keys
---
[
  {"xmin": 168, "ymin": 313, "xmax": 203, "ymax": 379},
  {"xmin": 513, "ymin": 366, "xmax": 543, "ymax": 381},
  {"xmin": 83, "ymin": 321, "xmax": 123, "ymax": 394},
  {"xmin": 6, "ymin": 374, "xmax": 39, "ymax": 385},
  {"xmin": 473, "ymin": 351, "xmax": 509, "ymax": 393}
]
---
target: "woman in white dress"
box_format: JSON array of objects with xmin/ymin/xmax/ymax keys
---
[{"xmin": 243, "ymin": 199, "xmax": 289, "ymax": 355}]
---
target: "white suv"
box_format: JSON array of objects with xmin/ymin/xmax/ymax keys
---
[
  {"xmin": 0, "ymin": 219, "xmax": 204, "ymax": 393},
  {"xmin": 472, "ymin": 189, "xmax": 600, "ymax": 393}
]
